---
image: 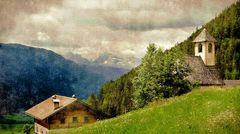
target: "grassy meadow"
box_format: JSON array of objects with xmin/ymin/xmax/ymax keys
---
[
  {"xmin": 0, "ymin": 113, "xmax": 33, "ymax": 134},
  {"xmin": 0, "ymin": 124, "xmax": 26, "ymax": 134},
  {"xmin": 51, "ymin": 86, "xmax": 240, "ymax": 134}
]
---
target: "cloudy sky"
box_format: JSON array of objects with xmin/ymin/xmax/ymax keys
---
[{"xmin": 0, "ymin": 0, "xmax": 237, "ymax": 60}]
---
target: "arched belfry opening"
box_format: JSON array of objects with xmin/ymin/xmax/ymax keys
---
[
  {"xmin": 198, "ymin": 43, "xmax": 202, "ymax": 53},
  {"xmin": 208, "ymin": 43, "xmax": 212, "ymax": 53}
]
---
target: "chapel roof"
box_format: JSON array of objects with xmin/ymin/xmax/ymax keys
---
[{"xmin": 193, "ymin": 28, "xmax": 216, "ymax": 42}]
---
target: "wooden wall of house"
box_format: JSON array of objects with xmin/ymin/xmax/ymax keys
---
[
  {"xmin": 35, "ymin": 122, "xmax": 49, "ymax": 134},
  {"xmin": 36, "ymin": 119, "xmax": 49, "ymax": 129},
  {"xmin": 48, "ymin": 101, "xmax": 97, "ymax": 129}
]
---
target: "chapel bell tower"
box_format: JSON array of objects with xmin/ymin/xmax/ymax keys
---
[{"xmin": 193, "ymin": 28, "xmax": 216, "ymax": 66}]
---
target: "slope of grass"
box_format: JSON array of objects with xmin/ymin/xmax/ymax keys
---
[{"xmin": 51, "ymin": 87, "xmax": 240, "ymax": 134}]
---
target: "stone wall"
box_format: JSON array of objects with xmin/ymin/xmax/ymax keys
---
[
  {"xmin": 224, "ymin": 80, "xmax": 240, "ymax": 86},
  {"xmin": 185, "ymin": 56, "xmax": 224, "ymax": 85}
]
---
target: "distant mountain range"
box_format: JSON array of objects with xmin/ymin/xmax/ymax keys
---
[
  {"xmin": 64, "ymin": 52, "xmax": 141, "ymax": 69},
  {"xmin": 0, "ymin": 43, "xmax": 128, "ymax": 114}
]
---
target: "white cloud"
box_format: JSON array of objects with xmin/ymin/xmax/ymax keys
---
[
  {"xmin": 0, "ymin": 0, "xmax": 237, "ymax": 61},
  {"xmin": 37, "ymin": 32, "xmax": 50, "ymax": 41},
  {"xmin": 122, "ymin": 49, "xmax": 136, "ymax": 56}
]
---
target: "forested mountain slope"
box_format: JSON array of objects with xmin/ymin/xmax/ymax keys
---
[{"xmin": 176, "ymin": 1, "xmax": 240, "ymax": 79}]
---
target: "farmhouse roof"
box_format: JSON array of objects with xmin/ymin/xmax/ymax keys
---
[
  {"xmin": 185, "ymin": 56, "xmax": 224, "ymax": 85},
  {"xmin": 25, "ymin": 95, "xmax": 77, "ymax": 120},
  {"xmin": 193, "ymin": 28, "xmax": 216, "ymax": 42}
]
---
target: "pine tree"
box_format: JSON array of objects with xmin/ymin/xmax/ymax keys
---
[{"xmin": 87, "ymin": 93, "xmax": 98, "ymax": 110}]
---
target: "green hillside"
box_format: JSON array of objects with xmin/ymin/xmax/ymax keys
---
[{"xmin": 51, "ymin": 86, "xmax": 240, "ymax": 134}]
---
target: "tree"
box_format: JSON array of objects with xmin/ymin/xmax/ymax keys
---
[
  {"xmin": 87, "ymin": 93, "xmax": 98, "ymax": 110},
  {"xmin": 132, "ymin": 44, "xmax": 159, "ymax": 108},
  {"xmin": 22, "ymin": 124, "xmax": 33, "ymax": 134},
  {"xmin": 133, "ymin": 44, "xmax": 192, "ymax": 108}
]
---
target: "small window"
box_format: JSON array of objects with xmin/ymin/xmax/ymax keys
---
[
  {"xmin": 198, "ymin": 43, "xmax": 202, "ymax": 53},
  {"xmin": 60, "ymin": 118, "xmax": 65, "ymax": 124},
  {"xmin": 72, "ymin": 117, "xmax": 78, "ymax": 123},
  {"xmin": 84, "ymin": 116, "xmax": 89, "ymax": 123},
  {"xmin": 208, "ymin": 43, "xmax": 212, "ymax": 53}
]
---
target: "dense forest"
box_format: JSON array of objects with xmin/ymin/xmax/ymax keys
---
[
  {"xmin": 176, "ymin": 1, "xmax": 240, "ymax": 79},
  {"xmin": 89, "ymin": 1, "xmax": 240, "ymax": 118},
  {"xmin": 88, "ymin": 68, "xmax": 137, "ymax": 117}
]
